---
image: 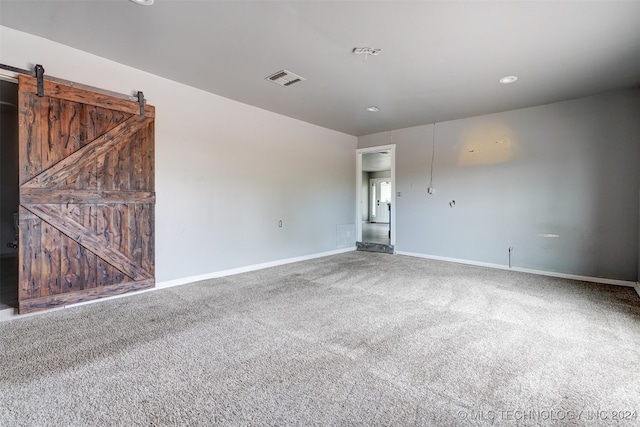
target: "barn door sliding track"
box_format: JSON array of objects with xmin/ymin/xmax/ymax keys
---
[{"xmin": 0, "ymin": 63, "xmax": 147, "ymax": 109}]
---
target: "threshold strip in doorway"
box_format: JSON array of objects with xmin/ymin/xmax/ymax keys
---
[{"xmin": 356, "ymin": 242, "xmax": 394, "ymax": 254}]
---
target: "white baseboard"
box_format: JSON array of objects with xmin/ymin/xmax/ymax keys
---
[
  {"xmin": 635, "ymin": 282, "xmax": 640, "ymax": 297},
  {"xmin": 156, "ymin": 246, "xmax": 356, "ymax": 289},
  {"xmin": 396, "ymin": 251, "xmax": 636, "ymax": 288},
  {"xmin": 0, "ymin": 246, "xmax": 357, "ymax": 322}
]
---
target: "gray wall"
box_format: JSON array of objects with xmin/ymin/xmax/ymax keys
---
[{"xmin": 359, "ymin": 90, "xmax": 640, "ymax": 282}]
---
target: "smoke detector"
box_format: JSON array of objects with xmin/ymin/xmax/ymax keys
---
[{"xmin": 266, "ymin": 70, "xmax": 306, "ymax": 87}]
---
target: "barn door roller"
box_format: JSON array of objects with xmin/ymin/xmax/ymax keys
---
[
  {"xmin": 137, "ymin": 91, "xmax": 146, "ymax": 116},
  {"xmin": 34, "ymin": 64, "xmax": 45, "ymax": 96}
]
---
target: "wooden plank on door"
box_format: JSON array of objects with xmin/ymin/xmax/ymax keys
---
[
  {"xmin": 40, "ymin": 219, "xmax": 61, "ymax": 297},
  {"xmin": 18, "ymin": 279, "xmax": 155, "ymax": 314},
  {"xmin": 141, "ymin": 122, "xmax": 155, "ymax": 191},
  {"xmin": 18, "ymin": 91, "xmax": 47, "ymax": 185},
  {"xmin": 43, "ymin": 98, "xmax": 82, "ymax": 171},
  {"xmin": 18, "ymin": 207, "xmax": 40, "ymax": 300},
  {"xmin": 141, "ymin": 204, "xmax": 155, "ymax": 276},
  {"xmin": 20, "ymin": 77, "xmax": 155, "ymax": 118}
]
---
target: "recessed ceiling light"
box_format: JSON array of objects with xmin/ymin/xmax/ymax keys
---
[
  {"xmin": 130, "ymin": 0, "xmax": 154, "ymax": 5},
  {"xmin": 366, "ymin": 106, "xmax": 380, "ymax": 112},
  {"xmin": 499, "ymin": 75, "xmax": 518, "ymax": 84}
]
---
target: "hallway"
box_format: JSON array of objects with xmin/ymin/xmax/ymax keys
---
[{"xmin": 362, "ymin": 222, "xmax": 390, "ymax": 245}]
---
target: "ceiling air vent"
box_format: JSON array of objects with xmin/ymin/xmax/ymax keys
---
[{"xmin": 266, "ymin": 70, "xmax": 305, "ymax": 87}]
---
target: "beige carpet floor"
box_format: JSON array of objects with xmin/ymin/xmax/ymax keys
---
[{"xmin": 1, "ymin": 251, "xmax": 639, "ymax": 426}]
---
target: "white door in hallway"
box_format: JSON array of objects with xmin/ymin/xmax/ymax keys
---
[{"xmin": 369, "ymin": 179, "xmax": 391, "ymax": 223}]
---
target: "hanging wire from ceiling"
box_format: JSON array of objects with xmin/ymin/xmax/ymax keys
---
[{"xmin": 429, "ymin": 123, "xmax": 436, "ymax": 190}]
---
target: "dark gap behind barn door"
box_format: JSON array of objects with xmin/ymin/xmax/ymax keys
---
[{"xmin": 0, "ymin": 79, "xmax": 19, "ymax": 309}]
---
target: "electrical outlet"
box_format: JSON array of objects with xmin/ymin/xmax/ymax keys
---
[{"xmin": 428, "ymin": 187, "xmax": 434, "ymax": 194}]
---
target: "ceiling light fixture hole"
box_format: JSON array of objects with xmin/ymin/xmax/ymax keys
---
[
  {"xmin": 353, "ymin": 47, "xmax": 381, "ymax": 56},
  {"xmin": 366, "ymin": 106, "xmax": 380, "ymax": 112}
]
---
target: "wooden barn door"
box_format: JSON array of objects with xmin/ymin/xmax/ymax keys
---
[{"xmin": 17, "ymin": 75, "xmax": 155, "ymax": 314}]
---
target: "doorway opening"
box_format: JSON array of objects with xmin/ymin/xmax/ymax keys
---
[
  {"xmin": 356, "ymin": 145, "xmax": 395, "ymax": 254},
  {"xmin": 0, "ymin": 79, "xmax": 19, "ymax": 309}
]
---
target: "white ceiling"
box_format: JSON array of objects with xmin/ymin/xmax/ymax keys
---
[{"xmin": 1, "ymin": 0, "xmax": 639, "ymax": 136}]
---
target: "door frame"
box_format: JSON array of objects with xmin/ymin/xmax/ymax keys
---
[{"xmin": 356, "ymin": 144, "xmax": 396, "ymax": 245}]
